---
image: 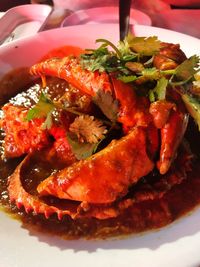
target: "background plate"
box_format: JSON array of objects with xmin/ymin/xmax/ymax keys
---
[
  {"xmin": 61, "ymin": 7, "xmax": 152, "ymax": 27},
  {"xmin": 0, "ymin": 24, "xmax": 200, "ymax": 267},
  {"xmin": 0, "ymin": 4, "xmax": 52, "ymax": 45}
]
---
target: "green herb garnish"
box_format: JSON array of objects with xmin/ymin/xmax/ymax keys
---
[
  {"xmin": 170, "ymin": 55, "xmax": 200, "ymax": 85},
  {"xmin": 26, "ymin": 91, "xmax": 55, "ymax": 129},
  {"xmin": 67, "ymin": 134, "xmax": 100, "ymax": 160},
  {"xmin": 125, "ymin": 35, "xmax": 161, "ymax": 56},
  {"xmin": 182, "ymin": 94, "xmax": 200, "ymax": 130},
  {"xmin": 149, "ymin": 77, "xmax": 168, "ymax": 102},
  {"xmin": 93, "ymin": 89, "xmax": 119, "ymax": 122}
]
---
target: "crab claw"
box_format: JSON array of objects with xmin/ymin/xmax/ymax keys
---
[
  {"xmin": 150, "ymin": 99, "xmax": 189, "ymax": 174},
  {"xmin": 30, "ymin": 57, "xmax": 112, "ymax": 96},
  {"xmin": 37, "ymin": 127, "xmax": 154, "ymax": 204}
]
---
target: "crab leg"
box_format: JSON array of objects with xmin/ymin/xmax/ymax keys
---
[
  {"xmin": 157, "ymin": 110, "xmax": 189, "ymax": 174},
  {"xmin": 111, "ymin": 77, "xmax": 151, "ymax": 130},
  {"xmin": 8, "ymin": 155, "xmax": 76, "ymax": 220}
]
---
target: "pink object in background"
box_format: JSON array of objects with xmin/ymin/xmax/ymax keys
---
[
  {"xmin": 152, "ymin": 9, "xmax": 200, "ymax": 39},
  {"xmin": 163, "ymin": 0, "xmax": 200, "ymax": 7},
  {"xmin": 52, "ymin": 0, "xmax": 171, "ymax": 11}
]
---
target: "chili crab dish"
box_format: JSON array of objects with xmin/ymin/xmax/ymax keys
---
[{"xmin": 0, "ymin": 33, "xmax": 199, "ymax": 239}]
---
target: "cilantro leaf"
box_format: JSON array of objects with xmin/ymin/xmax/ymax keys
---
[
  {"xmin": 193, "ymin": 71, "xmax": 200, "ymax": 94},
  {"xmin": 118, "ymin": 39, "xmax": 131, "ymax": 55},
  {"xmin": 96, "ymin": 39, "xmax": 121, "ymax": 58},
  {"xmin": 67, "ymin": 134, "xmax": 99, "ymax": 160},
  {"xmin": 118, "ymin": 38, "xmax": 134, "ymax": 58},
  {"xmin": 155, "ymin": 77, "xmax": 168, "ymax": 100},
  {"xmin": 26, "ymin": 91, "xmax": 55, "ymax": 129},
  {"xmin": 82, "ymin": 54, "xmax": 110, "ymax": 72},
  {"xmin": 149, "ymin": 77, "xmax": 168, "ymax": 102},
  {"xmin": 93, "ymin": 90, "xmax": 119, "ymax": 122},
  {"xmin": 126, "ymin": 35, "xmax": 161, "ymax": 56},
  {"xmin": 142, "ymin": 68, "xmax": 161, "ymax": 80},
  {"xmin": 136, "ymin": 67, "xmax": 161, "ymax": 84},
  {"xmin": 182, "ymin": 94, "xmax": 200, "ymax": 131},
  {"xmin": 42, "ymin": 111, "xmax": 54, "ymax": 130},
  {"xmin": 121, "ymin": 54, "xmax": 137, "ymax": 62},
  {"xmin": 80, "ymin": 51, "xmax": 120, "ymax": 73},
  {"xmin": 172, "ymin": 55, "xmax": 200, "ymax": 83},
  {"xmin": 26, "ymin": 91, "xmax": 54, "ymax": 120},
  {"xmin": 91, "ymin": 46, "xmax": 109, "ymax": 57}
]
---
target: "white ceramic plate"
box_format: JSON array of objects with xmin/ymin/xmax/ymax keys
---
[
  {"xmin": 0, "ymin": 24, "xmax": 200, "ymax": 267},
  {"xmin": 61, "ymin": 7, "xmax": 152, "ymax": 27}
]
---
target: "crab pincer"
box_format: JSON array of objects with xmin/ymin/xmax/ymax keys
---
[
  {"xmin": 37, "ymin": 127, "xmax": 154, "ymax": 204},
  {"xmin": 30, "ymin": 57, "xmax": 112, "ymax": 96}
]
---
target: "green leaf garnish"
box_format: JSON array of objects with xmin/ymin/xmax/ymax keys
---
[
  {"xmin": 193, "ymin": 71, "xmax": 200, "ymax": 94},
  {"xmin": 80, "ymin": 47, "xmax": 120, "ymax": 73},
  {"xmin": 126, "ymin": 35, "xmax": 161, "ymax": 56},
  {"xmin": 96, "ymin": 38, "xmax": 122, "ymax": 58},
  {"xmin": 42, "ymin": 111, "xmax": 54, "ymax": 130},
  {"xmin": 81, "ymin": 54, "xmax": 110, "ymax": 73},
  {"xmin": 136, "ymin": 67, "xmax": 161, "ymax": 84},
  {"xmin": 149, "ymin": 77, "xmax": 168, "ymax": 102},
  {"xmin": 142, "ymin": 68, "xmax": 161, "ymax": 80},
  {"xmin": 93, "ymin": 90, "xmax": 119, "ymax": 122},
  {"xmin": 171, "ymin": 55, "xmax": 200, "ymax": 85},
  {"xmin": 182, "ymin": 94, "xmax": 200, "ymax": 130},
  {"xmin": 26, "ymin": 91, "xmax": 54, "ymax": 120},
  {"xmin": 67, "ymin": 134, "xmax": 99, "ymax": 160},
  {"xmin": 26, "ymin": 91, "xmax": 55, "ymax": 129},
  {"xmin": 118, "ymin": 38, "xmax": 133, "ymax": 57}
]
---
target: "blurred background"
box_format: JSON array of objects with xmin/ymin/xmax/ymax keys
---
[
  {"xmin": 0, "ymin": 0, "xmax": 200, "ymax": 11},
  {"xmin": 0, "ymin": 0, "xmax": 200, "ymax": 38}
]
